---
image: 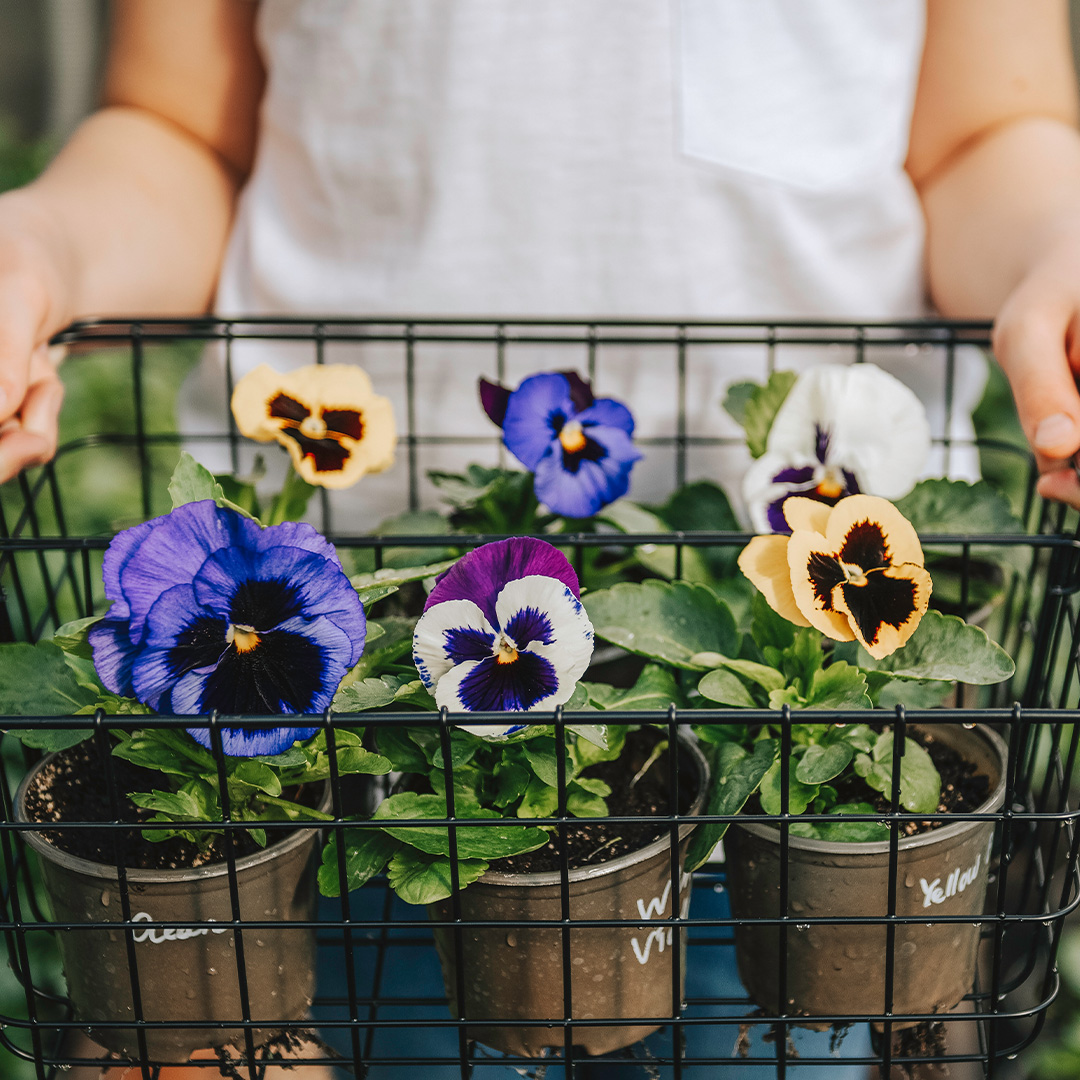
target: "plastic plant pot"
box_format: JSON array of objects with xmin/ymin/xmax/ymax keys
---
[
  {"xmin": 427, "ymin": 736, "xmax": 709, "ymax": 1058},
  {"xmin": 15, "ymin": 755, "xmax": 329, "ymax": 1061},
  {"xmin": 724, "ymin": 724, "xmax": 1007, "ymax": 1026}
]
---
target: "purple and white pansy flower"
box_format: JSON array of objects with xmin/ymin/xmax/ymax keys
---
[
  {"xmin": 480, "ymin": 371, "xmax": 642, "ymax": 519},
  {"xmin": 742, "ymin": 364, "xmax": 932, "ymax": 534},
  {"xmin": 412, "ymin": 537, "xmax": 594, "ymax": 737}
]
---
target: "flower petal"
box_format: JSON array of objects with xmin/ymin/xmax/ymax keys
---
[
  {"xmin": 577, "ymin": 397, "xmax": 635, "ymax": 436},
  {"xmin": 833, "ymin": 563, "xmax": 933, "ymax": 659},
  {"xmin": 502, "ymin": 373, "xmax": 576, "ymax": 470},
  {"xmin": 533, "ymin": 424, "xmax": 640, "ymax": 518},
  {"xmin": 494, "ymin": 576, "xmax": 594, "ymax": 684},
  {"xmin": 424, "ymin": 538, "xmax": 580, "ymax": 625},
  {"xmin": 436, "ymin": 652, "xmax": 561, "ymax": 712},
  {"xmin": 782, "ymin": 497, "xmax": 833, "ymax": 536},
  {"xmin": 824, "ymin": 494, "xmax": 925, "ymax": 570},
  {"xmin": 412, "ymin": 599, "xmax": 495, "ymax": 691},
  {"xmin": 87, "ymin": 617, "xmax": 144, "ymax": 697},
  {"xmin": 784, "ymin": 531, "xmax": 857, "ymax": 641},
  {"xmin": 736, "ymin": 535, "xmax": 812, "ymax": 628}
]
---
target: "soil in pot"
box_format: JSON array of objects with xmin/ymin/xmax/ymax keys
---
[
  {"xmin": 725, "ymin": 723, "xmax": 1007, "ymax": 1027},
  {"xmin": 428, "ymin": 729, "xmax": 709, "ymax": 1058},
  {"xmin": 16, "ymin": 740, "xmax": 328, "ymax": 1061}
]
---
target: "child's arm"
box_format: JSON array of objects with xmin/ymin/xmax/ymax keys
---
[
  {"xmin": 0, "ymin": 0, "xmax": 263, "ymax": 483},
  {"xmin": 910, "ymin": 0, "xmax": 1080, "ymax": 505}
]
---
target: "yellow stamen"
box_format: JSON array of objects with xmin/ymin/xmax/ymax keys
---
[
  {"xmin": 228, "ymin": 624, "xmax": 262, "ymax": 653},
  {"xmin": 840, "ymin": 562, "xmax": 868, "ymax": 587},
  {"xmin": 495, "ymin": 639, "xmax": 519, "ymax": 665},
  {"xmin": 559, "ymin": 420, "xmax": 587, "ymax": 454}
]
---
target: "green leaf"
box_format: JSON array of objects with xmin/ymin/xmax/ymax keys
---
[
  {"xmin": 168, "ymin": 451, "xmax": 258, "ymax": 521},
  {"xmin": 52, "ymin": 616, "xmax": 104, "ymax": 659},
  {"xmin": 333, "ymin": 677, "xmax": 399, "ymax": 712},
  {"xmin": 750, "ymin": 590, "xmax": 797, "ymax": 653},
  {"xmin": 802, "ymin": 663, "xmax": 872, "ymax": 709},
  {"xmin": 0, "ymin": 642, "xmax": 97, "ymax": 735},
  {"xmin": 862, "ymin": 609, "xmax": 1014, "ymax": 684},
  {"xmin": 318, "ymin": 828, "xmax": 400, "ymax": 896},
  {"xmin": 517, "ymin": 776, "xmax": 560, "ymax": 818},
  {"xmin": 732, "ymin": 370, "xmax": 798, "ymax": 458},
  {"xmin": 521, "ymin": 738, "xmax": 560, "ymax": 787},
  {"xmin": 760, "ymin": 760, "xmax": 818, "ymax": 816},
  {"xmin": 494, "ymin": 760, "xmax": 531, "ymax": 807},
  {"xmin": 231, "ymin": 761, "xmax": 282, "ymax": 797},
  {"xmin": 376, "ymin": 726, "xmax": 432, "ymax": 772},
  {"xmin": 350, "ymin": 559, "xmax": 458, "ymax": 594},
  {"xmin": 213, "ymin": 471, "xmax": 262, "ymax": 519},
  {"xmin": 391, "ymin": 678, "xmax": 439, "ymax": 711},
  {"xmin": 789, "ymin": 803, "xmax": 890, "ymax": 843},
  {"xmin": 597, "ymin": 500, "xmax": 710, "ymax": 583},
  {"xmin": 710, "ymin": 658, "xmax": 785, "ymax": 694},
  {"xmin": 721, "ymin": 381, "xmax": 757, "ymax": 428},
  {"xmin": 652, "ymin": 480, "xmax": 742, "ymax": 578},
  {"xmin": 860, "ymin": 733, "xmax": 941, "ymax": 815},
  {"xmin": 796, "ymin": 742, "xmax": 855, "ymax": 785},
  {"xmin": 387, "ymin": 848, "xmax": 489, "ymax": 906},
  {"xmin": 593, "ymin": 664, "xmax": 685, "ymax": 711},
  {"xmin": 895, "ymin": 478, "xmax": 1024, "ymax": 549},
  {"xmin": 685, "ymin": 738, "xmax": 778, "ymax": 871},
  {"xmin": 129, "ymin": 788, "xmax": 206, "ymax": 820},
  {"xmin": 566, "ymin": 783, "xmax": 609, "ymax": 818},
  {"xmin": 347, "ymin": 617, "xmax": 417, "ymax": 682},
  {"xmin": 584, "ymin": 580, "xmax": 740, "ymax": 670},
  {"xmin": 354, "ymin": 584, "xmax": 400, "ymax": 610},
  {"xmin": 867, "ymin": 673, "xmax": 954, "ymax": 709},
  {"xmin": 697, "ymin": 668, "xmax": 758, "ymax": 708}
]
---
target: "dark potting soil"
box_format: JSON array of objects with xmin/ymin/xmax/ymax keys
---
[
  {"xmin": 21, "ymin": 739, "xmax": 322, "ymax": 870},
  {"xmin": 493, "ymin": 728, "xmax": 699, "ymax": 875}
]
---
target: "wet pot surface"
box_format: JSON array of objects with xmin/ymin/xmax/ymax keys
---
[
  {"xmin": 725, "ymin": 725, "xmax": 1007, "ymax": 1024},
  {"xmin": 16, "ymin": 754, "xmax": 327, "ymax": 1060},
  {"xmin": 428, "ymin": 737, "xmax": 709, "ymax": 1058}
]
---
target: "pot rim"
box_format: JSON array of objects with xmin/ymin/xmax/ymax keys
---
[
  {"xmin": 14, "ymin": 750, "xmax": 332, "ymax": 885},
  {"xmin": 476, "ymin": 734, "xmax": 710, "ymax": 889},
  {"xmin": 732, "ymin": 723, "xmax": 1008, "ymax": 856}
]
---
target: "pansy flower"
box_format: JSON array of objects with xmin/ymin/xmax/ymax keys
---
[
  {"xmin": 231, "ymin": 364, "xmax": 396, "ymax": 489},
  {"xmin": 88, "ymin": 500, "xmax": 366, "ymax": 756},
  {"xmin": 480, "ymin": 371, "xmax": 642, "ymax": 518},
  {"xmin": 412, "ymin": 537, "xmax": 594, "ymax": 736},
  {"xmin": 742, "ymin": 365, "xmax": 931, "ymax": 533},
  {"xmin": 738, "ymin": 494, "xmax": 932, "ymax": 659}
]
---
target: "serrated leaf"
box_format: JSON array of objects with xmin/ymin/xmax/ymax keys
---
[
  {"xmin": 803, "ymin": 663, "xmax": 871, "ymax": 709},
  {"xmin": 866, "ymin": 672, "xmax": 954, "ymax": 709},
  {"xmin": 737, "ymin": 370, "xmax": 798, "ymax": 458},
  {"xmin": 584, "ymin": 580, "xmax": 740, "ymax": 670},
  {"xmin": 350, "ymin": 559, "xmax": 458, "ymax": 594},
  {"xmin": 319, "ymin": 829, "xmax": 400, "ymax": 897},
  {"xmin": 863, "ymin": 609, "xmax": 1014, "ymax": 684},
  {"xmin": 333, "ymin": 677, "xmax": 399, "ymax": 712},
  {"xmin": 387, "ymin": 848, "xmax": 490, "ymax": 906},
  {"xmin": 895, "ymin": 478, "xmax": 1024, "ymax": 545},
  {"xmin": 593, "ymin": 664, "xmax": 684, "ymax": 711}
]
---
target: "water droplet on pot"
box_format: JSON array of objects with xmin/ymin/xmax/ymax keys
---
[
  {"xmin": 255, "ymin": 939, "xmax": 265, "ymax": 948},
  {"xmin": 904, "ymin": 874, "xmax": 915, "ymax": 888},
  {"xmin": 962, "ymin": 723, "xmax": 976, "ymax": 730},
  {"xmin": 789, "ymin": 900, "xmax": 805, "ymax": 913},
  {"xmin": 796, "ymin": 924, "xmax": 809, "ymax": 932},
  {"xmin": 843, "ymin": 945, "xmax": 859, "ymax": 959},
  {"xmin": 100, "ymin": 891, "xmax": 110, "ymax": 907},
  {"xmin": 713, "ymin": 883, "xmax": 725, "ymax": 895},
  {"xmin": 186, "ymin": 989, "xmax": 196, "ymax": 1000},
  {"xmin": 899, "ymin": 941, "xmax": 917, "ymax": 957},
  {"xmin": 505, "ymin": 932, "xmax": 517, "ymax": 947},
  {"xmin": 207, "ymin": 967, "xmax": 217, "ymax": 976}
]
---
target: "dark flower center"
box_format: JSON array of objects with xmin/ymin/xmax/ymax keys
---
[
  {"xmin": 268, "ymin": 392, "xmax": 365, "ymax": 473},
  {"xmin": 456, "ymin": 650, "xmax": 559, "ymax": 711}
]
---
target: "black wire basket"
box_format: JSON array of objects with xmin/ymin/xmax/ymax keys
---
[{"xmin": 2, "ymin": 317, "xmax": 1079, "ymax": 1080}]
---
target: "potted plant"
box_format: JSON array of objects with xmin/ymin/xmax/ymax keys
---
[
  {"xmin": 581, "ymin": 492, "xmax": 1016, "ymax": 1024},
  {"xmin": 4, "ymin": 474, "xmax": 392, "ymax": 1059},
  {"xmin": 319, "ymin": 536, "xmax": 710, "ymax": 1057}
]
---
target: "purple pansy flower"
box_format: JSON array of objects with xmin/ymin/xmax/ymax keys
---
[
  {"xmin": 742, "ymin": 364, "xmax": 932, "ymax": 534},
  {"xmin": 480, "ymin": 371, "xmax": 642, "ymax": 518},
  {"xmin": 412, "ymin": 537, "xmax": 594, "ymax": 737},
  {"xmin": 88, "ymin": 500, "xmax": 366, "ymax": 756}
]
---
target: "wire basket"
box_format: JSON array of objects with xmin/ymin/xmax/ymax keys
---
[{"xmin": 2, "ymin": 317, "xmax": 1079, "ymax": 1079}]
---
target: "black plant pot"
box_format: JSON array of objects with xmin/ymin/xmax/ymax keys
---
[
  {"xmin": 427, "ymin": 736, "xmax": 709, "ymax": 1058},
  {"xmin": 725, "ymin": 724, "xmax": 1007, "ymax": 1025},
  {"xmin": 16, "ymin": 754, "xmax": 329, "ymax": 1060}
]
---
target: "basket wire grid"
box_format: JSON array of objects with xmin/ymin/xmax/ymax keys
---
[{"xmin": 1, "ymin": 318, "xmax": 1079, "ymax": 1079}]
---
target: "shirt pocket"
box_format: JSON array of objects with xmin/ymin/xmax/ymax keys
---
[{"xmin": 674, "ymin": 0, "xmax": 925, "ymax": 191}]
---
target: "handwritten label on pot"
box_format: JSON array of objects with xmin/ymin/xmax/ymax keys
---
[
  {"xmin": 129, "ymin": 911, "xmax": 229, "ymax": 944},
  {"xmin": 631, "ymin": 872, "xmax": 690, "ymax": 965},
  {"xmin": 919, "ymin": 852, "xmax": 983, "ymax": 908}
]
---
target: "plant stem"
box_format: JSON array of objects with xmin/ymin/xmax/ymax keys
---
[
  {"xmin": 629, "ymin": 739, "xmax": 669, "ymax": 790},
  {"xmin": 260, "ymin": 794, "xmax": 335, "ymax": 821}
]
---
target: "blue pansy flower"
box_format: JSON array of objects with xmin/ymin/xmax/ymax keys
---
[
  {"xmin": 88, "ymin": 500, "xmax": 366, "ymax": 756},
  {"xmin": 480, "ymin": 371, "xmax": 642, "ymax": 518},
  {"xmin": 412, "ymin": 537, "xmax": 594, "ymax": 737}
]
